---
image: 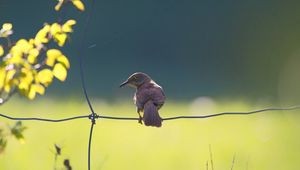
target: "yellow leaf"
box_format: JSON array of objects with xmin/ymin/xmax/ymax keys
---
[
  {"xmin": 29, "ymin": 38, "xmax": 35, "ymax": 45},
  {"xmin": 65, "ymin": 19, "xmax": 76, "ymax": 26},
  {"xmin": 31, "ymin": 84, "xmax": 45, "ymax": 95},
  {"xmin": 4, "ymin": 84, "xmax": 11, "ymax": 93},
  {"xmin": 29, "ymin": 48, "xmax": 39, "ymax": 57},
  {"xmin": 10, "ymin": 45, "xmax": 23, "ymax": 59},
  {"xmin": 15, "ymin": 39, "xmax": 33, "ymax": 54},
  {"xmin": 4, "ymin": 79, "xmax": 17, "ymax": 93},
  {"xmin": 20, "ymin": 68, "xmax": 34, "ymax": 84},
  {"xmin": 27, "ymin": 48, "xmax": 39, "ymax": 64},
  {"xmin": 57, "ymin": 55, "xmax": 70, "ymax": 69},
  {"xmin": 27, "ymin": 86, "xmax": 36, "ymax": 100},
  {"xmin": 8, "ymin": 53, "xmax": 23, "ymax": 64},
  {"xmin": 0, "ymin": 45, "xmax": 4, "ymax": 57},
  {"xmin": 47, "ymin": 49, "xmax": 62, "ymax": 57},
  {"xmin": 50, "ymin": 23, "xmax": 62, "ymax": 36},
  {"xmin": 5, "ymin": 69, "xmax": 16, "ymax": 83},
  {"xmin": 62, "ymin": 25, "xmax": 71, "ymax": 33},
  {"xmin": 0, "ymin": 68, "xmax": 6, "ymax": 89},
  {"xmin": 55, "ymin": 0, "xmax": 64, "ymax": 11},
  {"xmin": 53, "ymin": 63, "xmax": 67, "ymax": 81},
  {"xmin": 37, "ymin": 69, "xmax": 53, "ymax": 86},
  {"xmin": 54, "ymin": 33, "xmax": 67, "ymax": 47},
  {"xmin": 18, "ymin": 81, "xmax": 29, "ymax": 91},
  {"xmin": 35, "ymin": 25, "xmax": 50, "ymax": 45},
  {"xmin": 2, "ymin": 23, "xmax": 12, "ymax": 30},
  {"xmin": 46, "ymin": 49, "xmax": 62, "ymax": 67},
  {"xmin": 72, "ymin": 0, "xmax": 85, "ymax": 11},
  {"xmin": 62, "ymin": 20, "xmax": 76, "ymax": 33},
  {"xmin": 0, "ymin": 23, "xmax": 13, "ymax": 37}
]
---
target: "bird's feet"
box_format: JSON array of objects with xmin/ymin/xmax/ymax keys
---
[
  {"xmin": 138, "ymin": 116, "xmax": 143, "ymax": 124},
  {"xmin": 137, "ymin": 110, "xmax": 143, "ymax": 124}
]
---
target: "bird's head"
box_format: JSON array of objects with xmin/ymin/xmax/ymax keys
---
[{"xmin": 120, "ymin": 72, "xmax": 151, "ymax": 88}]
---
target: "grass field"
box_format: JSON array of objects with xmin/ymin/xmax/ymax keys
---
[{"xmin": 0, "ymin": 97, "xmax": 299, "ymax": 170}]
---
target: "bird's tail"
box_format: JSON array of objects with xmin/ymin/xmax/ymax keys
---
[{"xmin": 143, "ymin": 100, "xmax": 162, "ymax": 127}]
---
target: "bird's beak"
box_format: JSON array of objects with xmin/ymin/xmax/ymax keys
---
[{"xmin": 119, "ymin": 80, "xmax": 129, "ymax": 87}]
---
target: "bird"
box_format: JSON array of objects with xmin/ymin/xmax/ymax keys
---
[{"xmin": 120, "ymin": 72, "xmax": 165, "ymax": 127}]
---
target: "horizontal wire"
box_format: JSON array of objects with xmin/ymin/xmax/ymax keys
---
[
  {"xmin": 98, "ymin": 115, "xmax": 139, "ymax": 120},
  {"xmin": 163, "ymin": 105, "xmax": 300, "ymax": 120},
  {"xmin": 0, "ymin": 114, "xmax": 89, "ymax": 122},
  {"xmin": 98, "ymin": 105, "xmax": 300, "ymax": 121},
  {"xmin": 0, "ymin": 105, "xmax": 299, "ymax": 122}
]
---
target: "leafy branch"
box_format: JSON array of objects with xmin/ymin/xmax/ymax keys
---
[
  {"xmin": 0, "ymin": 0, "xmax": 85, "ymax": 154},
  {"xmin": 0, "ymin": 0, "xmax": 85, "ymax": 104}
]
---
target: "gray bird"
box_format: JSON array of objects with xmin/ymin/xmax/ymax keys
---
[{"xmin": 120, "ymin": 72, "xmax": 166, "ymax": 127}]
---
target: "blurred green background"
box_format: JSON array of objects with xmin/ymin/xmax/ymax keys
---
[
  {"xmin": 1, "ymin": 0, "xmax": 300, "ymax": 101},
  {"xmin": 1, "ymin": 0, "xmax": 300, "ymax": 169}
]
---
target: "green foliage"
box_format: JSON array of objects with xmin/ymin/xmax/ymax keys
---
[
  {"xmin": 0, "ymin": 121, "xmax": 26, "ymax": 154},
  {"xmin": 10, "ymin": 121, "xmax": 26, "ymax": 141},
  {"xmin": 0, "ymin": 130, "xmax": 7, "ymax": 154}
]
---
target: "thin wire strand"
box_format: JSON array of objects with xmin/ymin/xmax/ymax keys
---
[
  {"xmin": 162, "ymin": 105, "xmax": 300, "ymax": 120},
  {"xmin": 77, "ymin": 0, "xmax": 97, "ymax": 170},
  {"xmin": 95, "ymin": 105, "xmax": 300, "ymax": 121},
  {"xmin": 88, "ymin": 122, "xmax": 95, "ymax": 170},
  {"xmin": 77, "ymin": 0, "xmax": 96, "ymax": 114},
  {"xmin": 98, "ymin": 115, "xmax": 139, "ymax": 120},
  {"xmin": 0, "ymin": 114, "xmax": 88, "ymax": 122},
  {"xmin": 1, "ymin": 105, "xmax": 299, "ymax": 122}
]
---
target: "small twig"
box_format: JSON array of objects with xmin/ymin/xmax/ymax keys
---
[
  {"xmin": 206, "ymin": 160, "xmax": 209, "ymax": 170},
  {"xmin": 64, "ymin": 159, "xmax": 72, "ymax": 170},
  {"xmin": 53, "ymin": 144, "xmax": 61, "ymax": 170},
  {"xmin": 6, "ymin": 37, "xmax": 12, "ymax": 48},
  {"xmin": 246, "ymin": 156, "xmax": 249, "ymax": 170},
  {"xmin": 209, "ymin": 145, "xmax": 214, "ymax": 170},
  {"xmin": 0, "ymin": 88, "xmax": 17, "ymax": 105},
  {"xmin": 54, "ymin": 154, "xmax": 58, "ymax": 170},
  {"xmin": 231, "ymin": 153, "xmax": 236, "ymax": 170}
]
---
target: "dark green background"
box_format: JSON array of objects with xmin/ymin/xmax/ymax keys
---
[{"xmin": 1, "ymin": 0, "xmax": 300, "ymax": 101}]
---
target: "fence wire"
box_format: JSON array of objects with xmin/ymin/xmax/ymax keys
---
[
  {"xmin": 77, "ymin": 0, "xmax": 97, "ymax": 169},
  {"xmin": 1, "ymin": 0, "xmax": 300, "ymax": 169},
  {"xmin": 1, "ymin": 105, "xmax": 300, "ymax": 123}
]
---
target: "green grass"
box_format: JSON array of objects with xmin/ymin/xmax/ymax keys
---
[{"xmin": 0, "ymin": 97, "xmax": 299, "ymax": 170}]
